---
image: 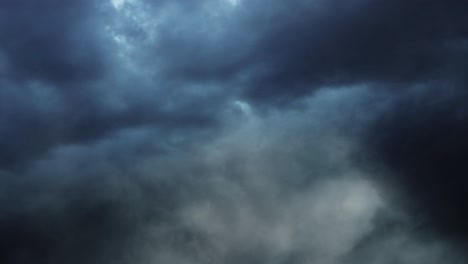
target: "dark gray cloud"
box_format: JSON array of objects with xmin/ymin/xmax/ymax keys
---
[
  {"xmin": 362, "ymin": 84, "xmax": 468, "ymax": 242},
  {"xmin": 1, "ymin": 0, "xmax": 468, "ymax": 263},
  {"xmin": 137, "ymin": 0, "xmax": 468, "ymax": 101},
  {"xmin": 0, "ymin": 0, "xmax": 106, "ymax": 84}
]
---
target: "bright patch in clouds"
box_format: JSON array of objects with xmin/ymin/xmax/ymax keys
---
[
  {"xmin": 234, "ymin": 100, "xmax": 251, "ymax": 115},
  {"xmin": 226, "ymin": 0, "xmax": 241, "ymax": 6},
  {"xmin": 111, "ymin": 0, "xmax": 131, "ymax": 10}
]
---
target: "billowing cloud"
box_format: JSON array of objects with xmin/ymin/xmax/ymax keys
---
[
  {"xmin": 362, "ymin": 85, "xmax": 468, "ymax": 241},
  {"xmin": 1, "ymin": 0, "xmax": 468, "ymax": 263}
]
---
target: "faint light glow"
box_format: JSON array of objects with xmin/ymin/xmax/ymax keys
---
[
  {"xmin": 342, "ymin": 180, "xmax": 382, "ymax": 216},
  {"xmin": 112, "ymin": 34, "xmax": 127, "ymax": 46},
  {"xmin": 234, "ymin": 100, "xmax": 251, "ymax": 116},
  {"xmin": 111, "ymin": 0, "xmax": 131, "ymax": 10},
  {"xmin": 226, "ymin": 0, "xmax": 241, "ymax": 6}
]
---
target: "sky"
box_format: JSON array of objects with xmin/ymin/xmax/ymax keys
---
[{"xmin": 0, "ymin": 0, "xmax": 468, "ymax": 263}]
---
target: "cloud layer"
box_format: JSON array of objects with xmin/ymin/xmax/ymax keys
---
[{"xmin": 1, "ymin": 0, "xmax": 468, "ymax": 263}]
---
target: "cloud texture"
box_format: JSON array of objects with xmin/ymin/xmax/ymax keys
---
[{"xmin": 1, "ymin": 0, "xmax": 468, "ymax": 263}]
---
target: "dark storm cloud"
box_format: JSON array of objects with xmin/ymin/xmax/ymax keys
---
[
  {"xmin": 0, "ymin": 80, "xmax": 220, "ymax": 170},
  {"xmin": 0, "ymin": 0, "xmax": 225, "ymax": 169},
  {"xmin": 0, "ymin": 0, "xmax": 110, "ymax": 168},
  {"xmin": 243, "ymin": 0, "xmax": 468, "ymax": 100},
  {"xmin": 0, "ymin": 126, "xmax": 212, "ymax": 264},
  {"xmin": 0, "ymin": 0, "xmax": 106, "ymax": 84},
  {"xmin": 3, "ymin": 0, "xmax": 467, "ymax": 167},
  {"xmin": 1, "ymin": 0, "xmax": 468, "ymax": 263},
  {"xmin": 0, "ymin": 89, "xmax": 392, "ymax": 263},
  {"xmin": 362, "ymin": 84, "xmax": 468, "ymax": 242},
  {"xmin": 145, "ymin": 0, "xmax": 468, "ymax": 102}
]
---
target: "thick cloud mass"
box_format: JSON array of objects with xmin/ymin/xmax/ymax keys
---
[
  {"xmin": 365, "ymin": 86, "xmax": 468, "ymax": 241},
  {"xmin": 1, "ymin": 0, "xmax": 468, "ymax": 263}
]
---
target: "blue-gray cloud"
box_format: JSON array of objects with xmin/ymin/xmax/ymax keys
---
[{"xmin": 1, "ymin": 0, "xmax": 468, "ymax": 263}]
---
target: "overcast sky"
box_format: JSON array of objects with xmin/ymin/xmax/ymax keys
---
[{"xmin": 1, "ymin": 0, "xmax": 468, "ymax": 263}]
